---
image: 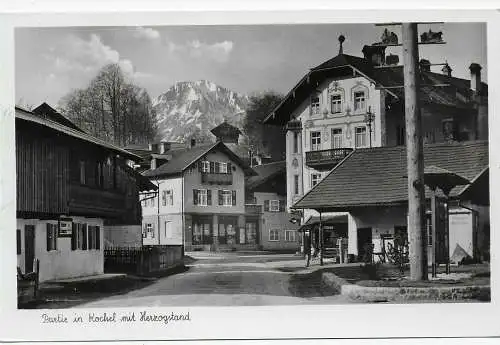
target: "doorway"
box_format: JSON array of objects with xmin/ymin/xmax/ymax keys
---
[
  {"xmin": 357, "ymin": 227, "xmax": 372, "ymax": 261},
  {"xmin": 24, "ymin": 225, "xmax": 35, "ymax": 273}
]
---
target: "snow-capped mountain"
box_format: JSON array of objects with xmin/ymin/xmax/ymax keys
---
[{"xmin": 153, "ymin": 80, "xmax": 249, "ymax": 143}]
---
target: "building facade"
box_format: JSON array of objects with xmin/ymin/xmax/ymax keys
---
[
  {"xmin": 16, "ymin": 104, "xmax": 151, "ymax": 282},
  {"xmin": 264, "ymin": 35, "xmax": 488, "ymax": 240},
  {"xmin": 141, "ymin": 141, "xmax": 260, "ymax": 251},
  {"xmin": 246, "ymin": 161, "xmax": 301, "ymax": 251}
]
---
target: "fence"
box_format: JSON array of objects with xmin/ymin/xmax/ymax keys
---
[{"xmin": 104, "ymin": 245, "xmax": 183, "ymax": 276}]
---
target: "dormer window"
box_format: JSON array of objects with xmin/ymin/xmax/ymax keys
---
[
  {"xmin": 354, "ymin": 91, "xmax": 366, "ymax": 111},
  {"xmin": 331, "ymin": 94, "xmax": 342, "ymax": 113},
  {"xmin": 310, "ymin": 94, "xmax": 321, "ymax": 115}
]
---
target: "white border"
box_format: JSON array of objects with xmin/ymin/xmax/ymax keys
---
[{"xmin": 1, "ymin": 5, "xmax": 499, "ymax": 343}]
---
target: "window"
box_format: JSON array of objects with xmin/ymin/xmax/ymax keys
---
[
  {"xmin": 162, "ymin": 190, "xmax": 174, "ymax": 206},
  {"xmin": 355, "ymin": 126, "xmax": 367, "ymax": 148},
  {"xmin": 46, "ymin": 223, "xmax": 58, "ymax": 251},
  {"xmin": 143, "ymin": 223, "xmax": 155, "ymax": 238},
  {"xmin": 192, "ymin": 219, "xmax": 212, "ymax": 245},
  {"xmin": 354, "ymin": 91, "xmax": 366, "ymax": 111},
  {"xmin": 311, "ymin": 131, "xmax": 321, "ymax": 151},
  {"xmin": 269, "ymin": 229, "xmax": 280, "ymax": 242},
  {"xmin": 16, "ymin": 229, "xmax": 21, "ymax": 255},
  {"xmin": 194, "ymin": 189, "xmax": 209, "ymax": 206},
  {"xmin": 285, "ymin": 230, "xmax": 297, "ymax": 242},
  {"xmin": 218, "ymin": 190, "xmax": 236, "ymax": 206},
  {"xmin": 331, "ymin": 94, "xmax": 342, "ymax": 113},
  {"xmin": 311, "ymin": 173, "xmax": 321, "ymax": 187},
  {"xmin": 165, "ymin": 221, "xmax": 173, "ymax": 239},
  {"xmin": 294, "ymin": 175, "xmax": 300, "ymax": 195},
  {"xmin": 221, "ymin": 190, "xmax": 232, "ymax": 206},
  {"xmin": 270, "ymin": 200, "xmax": 280, "ymax": 212},
  {"xmin": 219, "ymin": 162, "xmax": 228, "ymax": 174},
  {"xmin": 150, "ymin": 197, "xmax": 155, "ymax": 207},
  {"xmin": 293, "ymin": 132, "xmax": 299, "ymax": 154},
  {"xmin": 310, "ymin": 94, "xmax": 320, "ymax": 115},
  {"xmin": 88, "ymin": 225, "xmax": 101, "ymax": 250},
  {"xmin": 331, "ymin": 128, "xmax": 343, "ymax": 149},
  {"xmin": 201, "ymin": 160, "xmax": 210, "ymax": 173},
  {"xmin": 71, "ymin": 223, "xmax": 88, "ymax": 250}
]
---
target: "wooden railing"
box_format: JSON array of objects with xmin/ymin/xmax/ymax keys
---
[
  {"xmin": 305, "ymin": 148, "xmax": 353, "ymax": 170},
  {"xmin": 201, "ymin": 173, "xmax": 233, "ymax": 185},
  {"xmin": 245, "ymin": 204, "xmax": 263, "ymax": 214}
]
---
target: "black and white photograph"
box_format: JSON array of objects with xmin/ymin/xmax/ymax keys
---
[{"xmin": 1, "ymin": 5, "xmax": 499, "ymax": 343}]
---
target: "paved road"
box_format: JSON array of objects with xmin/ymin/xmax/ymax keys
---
[{"xmin": 81, "ymin": 253, "xmax": 350, "ymax": 307}]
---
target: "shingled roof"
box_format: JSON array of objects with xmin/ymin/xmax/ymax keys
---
[
  {"xmin": 293, "ymin": 141, "xmax": 489, "ymax": 211},
  {"xmin": 143, "ymin": 141, "xmax": 256, "ymax": 178},
  {"xmin": 246, "ymin": 161, "xmax": 286, "ymax": 190},
  {"xmin": 263, "ymin": 51, "xmax": 484, "ymax": 125}
]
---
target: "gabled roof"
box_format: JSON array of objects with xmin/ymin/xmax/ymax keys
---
[
  {"xmin": 210, "ymin": 121, "xmax": 242, "ymax": 136},
  {"xmin": 246, "ymin": 161, "xmax": 286, "ymax": 190},
  {"xmin": 143, "ymin": 141, "xmax": 257, "ymax": 178},
  {"xmin": 32, "ymin": 102, "xmax": 84, "ymax": 132},
  {"xmin": 263, "ymin": 51, "xmax": 485, "ymax": 126},
  {"xmin": 293, "ymin": 141, "xmax": 489, "ymax": 211},
  {"xmin": 16, "ymin": 106, "xmax": 141, "ymax": 161}
]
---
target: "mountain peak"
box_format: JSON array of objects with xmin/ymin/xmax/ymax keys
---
[{"xmin": 153, "ymin": 81, "xmax": 249, "ymax": 143}]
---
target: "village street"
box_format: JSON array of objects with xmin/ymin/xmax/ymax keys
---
[{"xmin": 79, "ymin": 252, "xmax": 352, "ymax": 307}]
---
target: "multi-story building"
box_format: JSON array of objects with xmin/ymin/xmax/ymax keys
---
[
  {"xmin": 263, "ymin": 35, "xmax": 488, "ymax": 225},
  {"xmin": 15, "ymin": 104, "xmax": 153, "ymax": 282},
  {"xmin": 141, "ymin": 140, "xmax": 259, "ymax": 251},
  {"xmin": 246, "ymin": 161, "xmax": 300, "ymax": 251}
]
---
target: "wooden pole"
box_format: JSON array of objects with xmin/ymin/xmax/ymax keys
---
[
  {"xmin": 319, "ymin": 212, "xmax": 323, "ymax": 266},
  {"xmin": 402, "ymin": 23, "xmax": 428, "ymax": 280}
]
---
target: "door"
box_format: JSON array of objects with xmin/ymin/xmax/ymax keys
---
[
  {"xmin": 357, "ymin": 227, "xmax": 372, "ymax": 261},
  {"xmin": 24, "ymin": 225, "xmax": 35, "ymax": 273}
]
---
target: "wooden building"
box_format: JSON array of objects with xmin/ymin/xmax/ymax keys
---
[{"xmin": 16, "ymin": 104, "xmax": 155, "ymax": 282}]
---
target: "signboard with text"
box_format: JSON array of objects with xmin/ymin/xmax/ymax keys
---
[{"xmin": 58, "ymin": 217, "xmax": 73, "ymax": 237}]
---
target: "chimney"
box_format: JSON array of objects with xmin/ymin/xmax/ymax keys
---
[
  {"xmin": 148, "ymin": 143, "xmax": 153, "ymax": 151},
  {"xmin": 441, "ymin": 63, "xmax": 452, "ymax": 77},
  {"xmin": 159, "ymin": 141, "xmax": 170, "ymax": 154},
  {"xmin": 190, "ymin": 138, "xmax": 196, "ymax": 148},
  {"xmin": 469, "ymin": 63, "xmax": 482, "ymax": 93},
  {"xmin": 150, "ymin": 158, "xmax": 157, "ymax": 170},
  {"xmin": 362, "ymin": 45, "xmax": 386, "ymax": 66},
  {"xmin": 419, "ymin": 59, "xmax": 431, "ymax": 72}
]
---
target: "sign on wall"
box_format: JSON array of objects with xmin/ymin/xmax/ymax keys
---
[{"xmin": 58, "ymin": 217, "xmax": 73, "ymax": 237}]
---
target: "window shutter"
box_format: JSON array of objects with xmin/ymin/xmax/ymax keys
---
[
  {"xmin": 264, "ymin": 200, "xmax": 270, "ymax": 212},
  {"xmin": 16, "ymin": 229, "xmax": 21, "ymax": 255},
  {"xmin": 232, "ymin": 190, "xmax": 236, "ymax": 206},
  {"xmin": 96, "ymin": 226, "xmax": 101, "ymax": 250},
  {"xmin": 193, "ymin": 189, "xmax": 198, "ymax": 205},
  {"xmin": 215, "ymin": 162, "xmax": 220, "ymax": 173},
  {"xmin": 198, "ymin": 160, "xmax": 203, "ymax": 172},
  {"xmin": 82, "ymin": 224, "xmax": 88, "ymax": 250},
  {"xmin": 218, "ymin": 190, "xmax": 223, "ymax": 205},
  {"xmin": 46, "ymin": 223, "xmax": 51, "ymax": 251},
  {"xmin": 210, "ymin": 161, "xmax": 215, "ymax": 173},
  {"xmin": 207, "ymin": 190, "xmax": 212, "ymax": 205},
  {"xmin": 227, "ymin": 163, "xmax": 232, "ymax": 174},
  {"xmin": 71, "ymin": 223, "xmax": 77, "ymax": 250},
  {"xmin": 279, "ymin": 200, "xmax": 285, "ymax": 212}
]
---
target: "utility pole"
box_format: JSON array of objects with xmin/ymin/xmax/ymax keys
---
[{"xmin": 402, "ymin": 23, "xmax": 428, "ymax": 280}]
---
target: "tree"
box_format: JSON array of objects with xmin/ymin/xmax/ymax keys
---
[
  {"xmin": 59, "ymin": 63, "xmax": 157, "ymax": 147},
  {"xmin": 243, "ymin": 91, "xmax": 286, "ymax": 161}
]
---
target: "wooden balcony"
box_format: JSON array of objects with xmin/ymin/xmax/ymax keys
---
[
  {"xmin": 69, "ymin": 184, "xmax": 126, "ymax": 218},
  {"xmin": 245, "ymin": 204, "xmax": 263, "ymax": 215},
  {"xmin": 305, "ymin": 148, "xmax": 354, "ymax": 171},
  {"xmin": 201, "ymin": 173, "xmax": 233, "ymax": 185}
]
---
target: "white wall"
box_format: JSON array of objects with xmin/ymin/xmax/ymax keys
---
[{"xmin": 17, "ymin": 217, "xmax": 104, "ymax": 283}]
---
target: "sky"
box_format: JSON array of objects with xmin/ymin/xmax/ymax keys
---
[{"xmin": 15, "ymin": 23, "xmax": 487, "ymax": 107}]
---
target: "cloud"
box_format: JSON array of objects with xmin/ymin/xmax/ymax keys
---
[
  {"xmin": 134, "ymin": 27, "xmax": 160, "ymax": 40},
  {"xmin": 44, "ymin": 33, "xmax": 150, "ymax": 83},
  {"xmin": 167, "ymin": 40, "xmax": 234, "ymax": 63}
]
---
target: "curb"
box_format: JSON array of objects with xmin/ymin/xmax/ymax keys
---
[{"xmin": 321, "ymin": 272, "xmax": 490, "ymax": 302}]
